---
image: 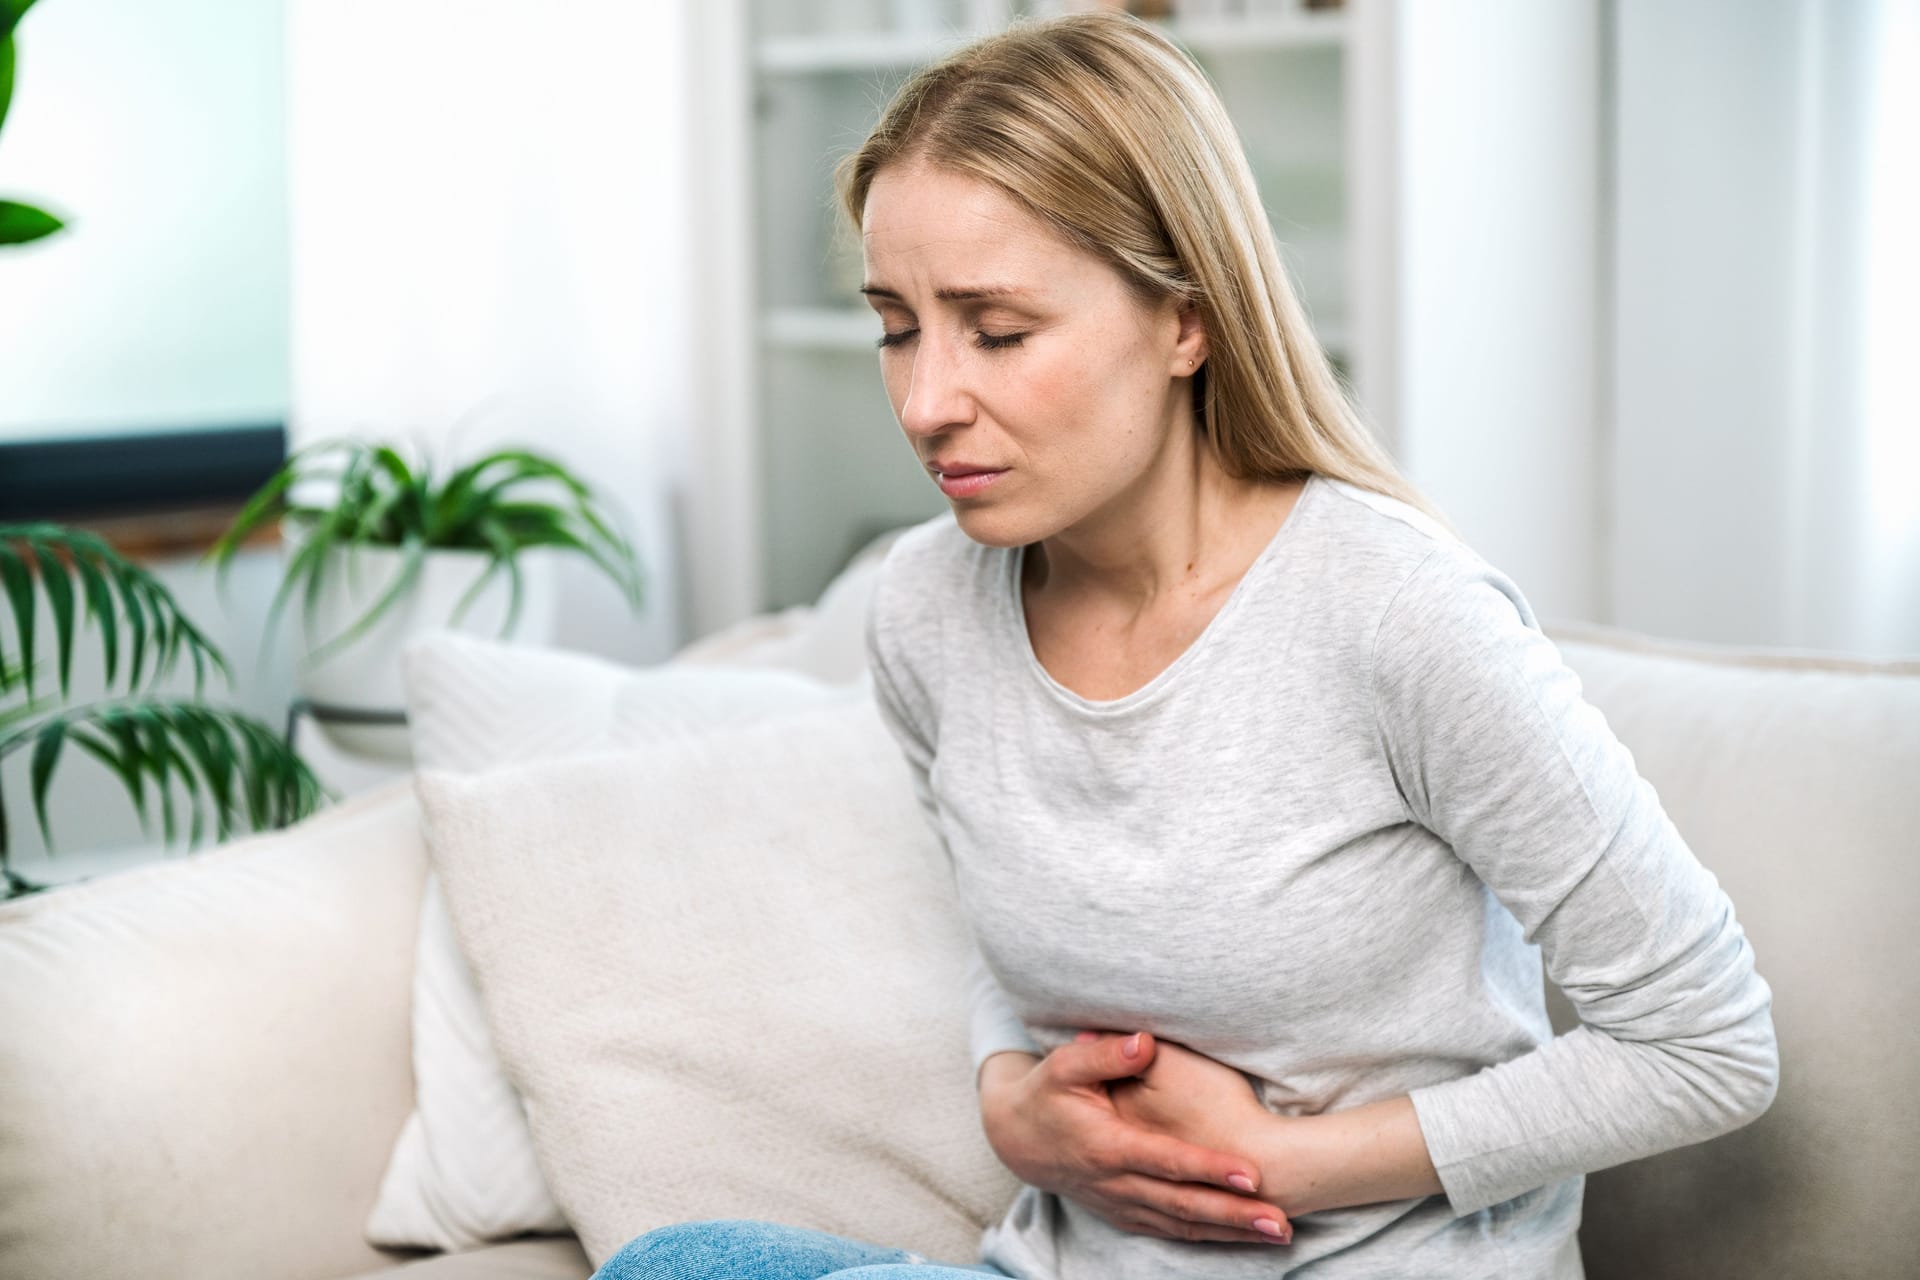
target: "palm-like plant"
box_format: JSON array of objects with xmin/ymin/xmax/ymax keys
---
[{"xmin": 0, "ymin": 524, "xmax": 328, "ymax": 900}]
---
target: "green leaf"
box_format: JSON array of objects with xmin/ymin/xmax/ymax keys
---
[
  {"xmin": 72, "ymin": 544, "xmax": 120, "ymax": 687},
  {"xmin": 304, "ymin": 530, "xmax": 426, "ymax": 667},
  {"xmin": 0, "ymin": 1, "xmax": 40, "ymax": 45},
  {"xmin": 28, "ymin": 541, "xmax": 74, "ymax": 698},
  {"xmin": 2, "ymin": 36, "xmax": 16, "ymax": 135},
  {"xmin": 0, "ymin": 537, "xmax": 36, "ymax": 700},
  {"xmin": 172, "ymin": 708, "xmax": 237, "ymax": 841},
  {"xmin": 27, "ymin": 718, "xmax": 62, "ymax": 849},
  {"xmin": 73, "ymin": 720, "xmax": 148, "ymax": 835},
  {"xmin": 127, "ymin": 708, "xmax": 178, "ymax": 846},
  {"xmin": 202, "ymin": 459, "xmax": 301, "ymax": 581},
  {"xmin": 0, "ymin": 200, "xmax": 63, "ymax": 246}
]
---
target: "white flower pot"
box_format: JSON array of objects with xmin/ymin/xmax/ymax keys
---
[{"xmin": 284, "ymin": 535, "xmax": 558, "ymax": 762}]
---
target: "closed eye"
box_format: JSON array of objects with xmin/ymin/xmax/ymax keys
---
[{"xmin": 874, "ymin": 328, "xmax": 1027, "ymax": 351}]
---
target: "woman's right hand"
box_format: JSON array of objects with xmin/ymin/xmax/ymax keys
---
[{"xmin": 976, "ymin": 1041, "xmax": 1294, "ymax": 1246}]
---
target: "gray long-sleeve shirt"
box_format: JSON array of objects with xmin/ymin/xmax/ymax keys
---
[{"xmin": 862, "ymin": 471, "xmax": 1778, "ymax": 1279}]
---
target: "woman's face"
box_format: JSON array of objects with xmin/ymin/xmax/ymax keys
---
[{"xmin": 859, "ymin": 161, "xmax": 1205, "ymax": 548}]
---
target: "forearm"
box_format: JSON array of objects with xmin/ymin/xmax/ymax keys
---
[{"xmin": 1252, "ymin": 1095, "xmax": 1442, "ymax": 1217}]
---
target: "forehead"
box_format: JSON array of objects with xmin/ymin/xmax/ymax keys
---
[{"xmin": 861, "ymin": 164, "xmax": 1078, "ymax": 278}]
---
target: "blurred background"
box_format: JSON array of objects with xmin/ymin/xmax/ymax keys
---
[{"xmin": 1, "ymin": 0, "xmax": 1915, "ymax": 873}]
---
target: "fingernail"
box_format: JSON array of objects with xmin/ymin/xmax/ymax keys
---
[
  {"xmin": 1123, "ymin": 1033, "xmax": 1142, "ymax": 1058},
  {"xmin": 1254, "ymin": 1218, "xmax": 1290, "ymax": 1243},
  {"xmin": 1227, "ymin": 1173, "xmax": 1256, "ymax": 1192}
]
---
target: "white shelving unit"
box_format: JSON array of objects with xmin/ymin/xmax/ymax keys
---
[{"xmin": 682, "ymin": 0, "xmax": 1603, "ymax": 630}]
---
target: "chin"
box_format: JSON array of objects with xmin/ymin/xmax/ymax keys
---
[{"xmin": 945, "ymin": 504, "xmax": 1035, "ymax": 550}]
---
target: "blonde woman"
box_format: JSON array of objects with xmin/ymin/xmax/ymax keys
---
[{"xmin": 594, "ymin": 13, "xmax": 1776, "ymax": 1279}]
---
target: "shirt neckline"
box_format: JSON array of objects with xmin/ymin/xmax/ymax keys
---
[{"xmin": 1006, "ymin": 471, "xmax": 1323, "ymax": 716}]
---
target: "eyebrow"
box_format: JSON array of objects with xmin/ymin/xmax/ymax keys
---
[{"xmin": 859, "ymin": 283, "xmax": 1037, "ymax": 303}]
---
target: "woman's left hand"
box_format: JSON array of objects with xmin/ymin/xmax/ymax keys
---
[{"xmin": 1077, "ymin": 1030, "xmax": 1275, "ymax": 1159}]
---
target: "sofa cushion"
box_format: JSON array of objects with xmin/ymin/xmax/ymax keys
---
[
  {"xmin": 0, "ymin": 779, "xmax": 430, "ymax": 1280},
  {"xmin": 1542, "ymin": 622, "xmax": 1920, "ymax": 1280},
  {"xmin": 369, "ymin": 637, "xmax": 843, "ymax": 1253},
  {"xmin": 413, "ymin": 694, "xmax": 1022, "ymax": 1269}
]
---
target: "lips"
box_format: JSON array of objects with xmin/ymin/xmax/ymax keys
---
[{"xmin": 930, "ymin": 462, "xmax": 1004, "ymax": 477}]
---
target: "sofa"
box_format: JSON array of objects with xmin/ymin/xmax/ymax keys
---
[{"xmin": 2, "ymin": 527, "xmax": 1915, "ymax": 1280}]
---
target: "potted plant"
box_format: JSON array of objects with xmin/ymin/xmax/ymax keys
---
[
  {"xmin": 0, "ymin": 2, "xmax": 323, "ymax": 900},
  {"xmin": 1, "ymin": 0, "xmax": 64, "ymax": 248},
  {"xmin": 205, "ymin": 438, "xmax": 646, "ymax": 760},
  {"xmin": 0, "ymin": 524, "xmax": 328, "ymax": 900}
]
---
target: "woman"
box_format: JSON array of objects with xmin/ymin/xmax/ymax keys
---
[{"xmin": 595, "ymin": 12, "xmax": 1777, "ymax": 1279}]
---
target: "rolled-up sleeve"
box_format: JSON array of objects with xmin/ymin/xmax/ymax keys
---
[{"xmin": 1371, "ymin": 548, "xmax": 1779, "ymax": 1216}]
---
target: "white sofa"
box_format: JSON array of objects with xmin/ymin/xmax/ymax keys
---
[{"xmin": 2, "ymin": 534, "xmax": 1916, "ymax": 1280}]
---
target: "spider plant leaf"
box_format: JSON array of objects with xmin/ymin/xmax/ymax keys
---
[
  {"xmin": 500, "ymin": 517, "xmax": 641, "ymax": 611},
  {"xmin": 203, "ymin": 461, "xmax": 303, "ymax": 591},
  {"xmin": 27, "ymin": 718, "xmax": 63, "ymax": 850},
  {"xmin": 354, "ymin": 482, "xmax": 409, "ymax": 547},
  {"xmin": 296, "ymin": 450, "xmax": 373, "ymax": 636},
  {"xmin": 370, "ymin": 444, "xmax": 415, "ymax": 489},
  {"xmin": 431, "ymin": 454, "xmax": 506, "ymax": 538},
  {"xmin": 0, "ymin": 536, "xmax": 37, "ymax": 700},
  {"xmin": 455, "ymin": 517, "xmax": 524, "ymax": 634},
  {"xmin": 258, "ymin": 525, "xmax": 328, "ymax": 671},
  {"xmin": 445, "ymin": 554, "xmax": 504, "ymax": 631},
  {"xmin": 366, "ymin": 445, "xmax": 425, "ymax": 538},
  {"xmin": 27, "ymin": 540, "xmax": 75, "ymax": 698},
  {"xmin": 304, "ymin": 530, "xmax": 426, "ymax": 668}
]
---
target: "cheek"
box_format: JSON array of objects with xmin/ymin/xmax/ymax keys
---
[{"xmin": 1023, "ymin": 342, "xmax": 1155, "ymax": 448}]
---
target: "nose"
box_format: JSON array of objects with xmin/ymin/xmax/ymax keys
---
[{"xmin": 896, "ymin": 330, "xmax": 975, "ymax": 440}]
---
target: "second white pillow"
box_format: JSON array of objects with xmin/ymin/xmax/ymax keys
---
[{"xmin": 364, "ymin": 631, "xmax": 846, "ymax": 1252}]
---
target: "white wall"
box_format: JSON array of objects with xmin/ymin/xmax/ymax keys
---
[
  {"xmin": 1611, "ymin": 0, "xmax": 1917, "ymax": 657},
  {"xmin": 0, "ymin": 0, "xmax": 288, "ymax": 439},
  {"xmin": 285, "ymin": 0, "xmax": 696, "ymax": 666},
  {"xmin": 1390, "ymin": 0, "xmax": 1604, "ymax": 625}
]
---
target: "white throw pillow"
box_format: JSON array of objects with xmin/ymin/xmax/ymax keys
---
[
  {"xmin": 365, "ymin": 632, "xmax": 844, "ymax": 1251},
  {"xmin": 413, "ymin": 695, "xmax": 1022, "ymax": 1268}
]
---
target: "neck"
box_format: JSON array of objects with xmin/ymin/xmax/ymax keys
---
[{"xmin": 1025, "ymin": 438, "xmax": 1297, "ymax": 614}]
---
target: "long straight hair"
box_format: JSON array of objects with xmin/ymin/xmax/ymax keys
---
[{"xmin": 834, "ymin": 11, "xmax": 1457, "ymax": 537}]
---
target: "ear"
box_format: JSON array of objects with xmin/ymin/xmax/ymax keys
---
[{"xmin": 1172, "ymin": 301, "xmax": 1208, "ymax": 375}]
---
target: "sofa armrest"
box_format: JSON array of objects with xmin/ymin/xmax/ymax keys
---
[{"xmin": 0, "ymin": 778, "xmax": 429, "ymax": 1280}]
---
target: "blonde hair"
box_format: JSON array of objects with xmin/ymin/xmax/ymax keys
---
[{"xmin": 834, "ymin": 11, "xmax": 1457, "ymax": 537}]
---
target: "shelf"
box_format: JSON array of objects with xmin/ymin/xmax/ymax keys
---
[
  {"xmin": 757, "ymin": 29, "xmax": 984, "ymax": 74},
  {"xmin": 1165, "ymin": 12, "xmax": 1349, "ymax": 52},
  {"xmin": 755, "ymin": 9, "xmax": 1348, "ymax": 75}
]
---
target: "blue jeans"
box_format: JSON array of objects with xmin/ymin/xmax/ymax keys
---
[{"xmin": 592, "ymin": 1218, "xmax": 1014, "ymax": 1279}]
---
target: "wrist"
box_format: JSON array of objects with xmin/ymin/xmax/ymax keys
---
[
  {"xmin": 977, "ymin": 1049, "xmax": 1040, "ymax": 1098},
  {"xmin": 1249, "ymin": 1111, "xmax": 1321, "ymax": 1217},
  {"xmin": 1252, "ymin": 1096, "xmax": 1442, "ymax": 1217}
]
